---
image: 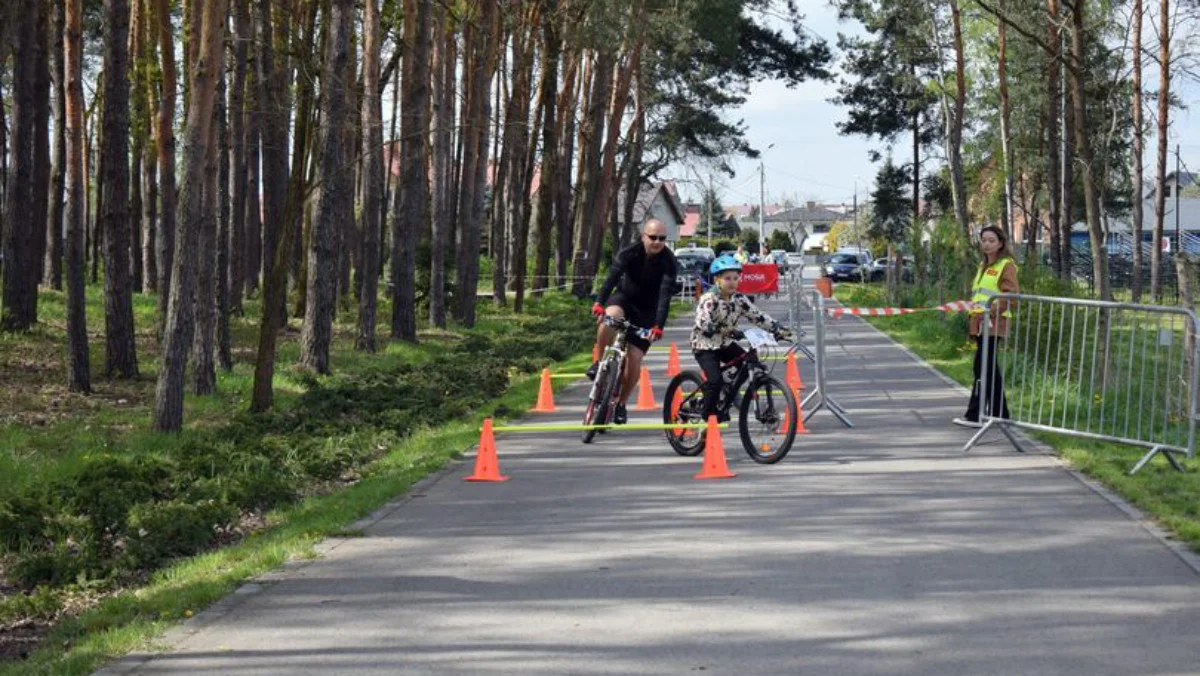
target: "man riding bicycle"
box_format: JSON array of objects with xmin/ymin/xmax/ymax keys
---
[
  {"xmin": 589, "ymin": 218, "xmax": 679, "ymax": 425},
  {"xmin": 692, "ymin": 254, "xmax": 791, "ymax": 422}
]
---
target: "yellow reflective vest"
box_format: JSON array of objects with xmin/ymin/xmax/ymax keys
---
[{"xmin": 970, "ymin": 258, "xmax": 1015, "ymax": 317}]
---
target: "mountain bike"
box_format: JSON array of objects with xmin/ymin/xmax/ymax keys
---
[
  {"xmin": 661, "ymin": 331, "xmax": 799, "ymax": 464},
  {"xmin": 581, "ymin": 315, "xmax": 650, "ymax": 444}
]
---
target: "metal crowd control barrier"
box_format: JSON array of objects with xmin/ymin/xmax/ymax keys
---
[
  {"xmin": 801, "ymin": 290, "xmax": 853, "ymax": 428},
  {"xmin": 964, "ymin": 293, "xmax": 1198, "ymax": 474},
  {"xmin": 784, "ymin": 270, "xmax": 817, "ymax": 363}
]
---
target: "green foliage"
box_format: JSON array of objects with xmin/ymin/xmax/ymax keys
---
[
  {"xmin": 868, "ymin": 157, "xmax": 912, "ymax": 246},
  {"xmin": 125, "ymin": 500, "xmax": 241, "ymax": 569},
  {"xmin": 712, "ymin": 239, "xmax": 739, "ymax": 256},
  {"xmin": 766, "ymin": 229, "xmax": 795, "ymax": 252},
  {"xmin": 0, "ymin": 297, "xmax": 595, "ymax": 592},
  {"xmin": 739, "ymin": 226, "xmax": 760, "ymax": 250}
]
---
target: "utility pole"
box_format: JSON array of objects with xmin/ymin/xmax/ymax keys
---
[
  {"xmin": 707, "ymin": 172, "xmax": 713, "ymax": 248},
  {"xmin": 1175, "ymin": 144, "xmax": 1181, "ymax": 250},
  {"xmin": 758, "ymin": 160, "xmax": 766, "ymax": 255}
]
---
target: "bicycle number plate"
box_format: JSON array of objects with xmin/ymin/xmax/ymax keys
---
[{"xmin": 744, "ymin": 328, "xmax": 777, "ymax": 349}]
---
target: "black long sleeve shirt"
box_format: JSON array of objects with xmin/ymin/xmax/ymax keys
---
[{"xmin": 596, "ymin": 243, "xmax": 679, "ymax": 329}]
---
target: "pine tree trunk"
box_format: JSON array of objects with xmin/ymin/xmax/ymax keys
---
[
  {"xmin": 153, "ymin": 0, "xmax": 177, "ymax": 333},
  {"xmin": 453, "ymin": 0, "xmax": 499, "ymax": 327},
  {"xmin": 131, "ymin": 144, "xmax": 143, "ymax": 293},
  {"xmin": 47, "ymin": 0, "xmax": 67, "ymax": 290},
  {"xmin": 569, "ymin": 51, "xmax": 613, "ymax": 297},
  {"xmin": 258, "ymin": 0, "xmax": 290, "ymax": 307},
  {"xmin": 192, "ymin": 62, "xmax": 221, "ymax": 395},
  {"xmin": 229, "ymin": 0, "xmax": 251, "ymax": 315},
  {"xmin": 154, "ymin": 0, "xmax": 227, "ymax": 431},
  {"xmin": 998, "ymin": 14, "xmax": 1013, "ymax": 237},
  {"xmin": 142, "ymin": 135, "xmax": 157, "ymax": 293},
  {"xmin": 391, "ymin": 0, "xmax": 432, "ymax": 342},
  {"xmin": 244, "ymin": 117, "xmax": 262, "ymax": 294},
  {"xmin": 1, "ymin": 0, "xmax": 41, "ymax": 331},
  {"xmin": 31, "ymin": 3, "xmax": 51, "ymax": 291},
  {"xmin": 555, "ymin": 50, "xmax": 580, "ymax": 287},
  {"xmin": 65, "ymin": 0, "xmax": 91, "ymax": 393},
  {"xmin": 443, "ymin": 33, "xmax": 459, "ymax": 265},
  {"xmin": 128, "ymin": 0, "xmax": 145, "ymax": 295},
  {"xmin": 945, "ymin": 0, "xmax": 970, "ymax": 244},
  {"xmin": 1066, "ymin": 0, "xmax": 1110, "ymax": 301},
  {"xmin": 533, "ymin": 0, "xmax": 560, "ymax": 296},
  {"xmin": 91, "ymin": 108, "xmax": 103, "ymax": 286},
  {"xmin": 284, "ymin": 3, "xmax": 319, "ymax": 324},
  {"xmin": 1131, "ymin": 0, "xmax": 1144, "ymax": 302},
  {"xmin": 586, "ymin": 26, "xmax": 642, "ymax": 278},
  {"xmin": 300, "ymin": 0, "xmax": 355, "ymax": 373},
  {"xmin": 357, "ymin": 0, "xmax": 384, "ymax": 351},
  {"xmin": 505, "ymin": 7, "xmax": 538, "ymax": 312},
  {"xmin": 1060, "ymin": 77, "xmax": 1074, "ymax": 275},
  {"xmin": 1045, "ymin": 0, "xmax": 1063, "ymax": 277},
  {"xmin": 216, "ymin": 75, "xmax": 233, "ymax": 372},
  {"xmin": 100, "ymin": 0, "xmax": 138, "ymax": 377},
  {"xmin": 428, "ymin": 4, "xmax": 453, "ymax": 328},
  {"xmin": 1151, "ymin": 0, "xmax": 1169, "ymax": 301}
]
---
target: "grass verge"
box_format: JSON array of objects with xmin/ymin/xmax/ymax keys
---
[
  {"xmin": 835, "ymin": 283, "xmax": 1200, "ymax": 553},
  {"xmin": 1, "ymin": 286, "xmax": 595, "ymax": 675}
]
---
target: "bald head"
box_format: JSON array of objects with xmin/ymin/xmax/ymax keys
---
[{"xmin": 641, "ymin": 219, "xmax": 668, "ymax": 255}]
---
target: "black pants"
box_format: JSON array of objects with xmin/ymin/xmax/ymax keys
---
[
  {"xmin": 694, "ymin": 343, "xmax": 746, "ymax": 421},
  {"xmin": 965, "ymin": 336, "xmax": 1009, "ymax": 421}
]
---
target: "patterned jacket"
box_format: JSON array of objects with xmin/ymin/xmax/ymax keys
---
[{"xmin": 690, "ymin": 291, "xmax": 779, "ymax": 352}]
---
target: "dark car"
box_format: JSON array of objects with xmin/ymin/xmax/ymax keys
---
[
  {"xmin": 823, "ymin": 252, "xmax": 871, "ymax": 282},
  {"xmin": 869, "ymin": 257, "xmax": 915, "ymax": 283},
  {"xmin": 674, "ymin": 248, "xmax": 716, "ymax": 294}
]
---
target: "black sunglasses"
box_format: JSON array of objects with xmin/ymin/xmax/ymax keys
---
[{"xmin": 644, "ymin": 234, "xmax": 667, "ymax": 242}]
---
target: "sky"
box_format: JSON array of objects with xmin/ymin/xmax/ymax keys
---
[{"xmin": 668, "ymin": 0, "xmax": 1200, "ymax": 209}]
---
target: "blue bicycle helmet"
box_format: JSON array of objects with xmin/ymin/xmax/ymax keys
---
[{"xmin": 710, "ymin": 254, "xmax": 742, "ymax": 276}]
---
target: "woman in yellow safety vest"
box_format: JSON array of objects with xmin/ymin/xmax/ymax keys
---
[{"xmin": 953, "ymin": 226, "xmax": 1019, "ymax": 428}]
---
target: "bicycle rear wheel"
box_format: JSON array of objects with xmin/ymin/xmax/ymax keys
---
[
  {"xmin": 738, "ymin": 374, "xmax": 798, "ymax": 464},
  {"xmin": 662, "ymin": 371, "xmax": 706, "ymax": 456},
  {"xmin": 581, "ymin": 358, "xmax": 620, "ymax": 443}
]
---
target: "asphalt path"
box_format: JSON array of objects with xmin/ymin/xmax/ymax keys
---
[{"xmin": 97, "ymin": 279, "xmax": 1200, "ymax": 676}]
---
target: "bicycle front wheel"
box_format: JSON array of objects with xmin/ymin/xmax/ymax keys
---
[
  {"xmin": 738, "ymin": 374, "xmax": 798, "ymax": 464},
  {"xmin": 661, "ymin": 371, "xmax": 705, "ymax": 456},
  {"xmin": 582, "ymin": 358, "xmax": 620, "ymax": 443}
]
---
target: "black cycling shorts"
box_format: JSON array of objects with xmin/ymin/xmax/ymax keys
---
[{"xmin": 606, "ymin": 292, "xmax": 652, "ymax": 353}]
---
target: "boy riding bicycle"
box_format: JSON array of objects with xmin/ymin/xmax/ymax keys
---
[{"xmin": 692, "ymin": 254, "xmax": 792, "ymax": 422}]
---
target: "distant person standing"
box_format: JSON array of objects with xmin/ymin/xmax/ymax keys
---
[{"xmin": 954, "ymin": 226, "xmax": 1019, "ymax": 428}]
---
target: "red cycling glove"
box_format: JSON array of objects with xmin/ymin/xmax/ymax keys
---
[
  {"xmin": 648, "ymin": 326, "xmax": 663, "ymax": 342},
  {"xmin": 591, "ymin": 303, "xmax": 605, "ymax": 317}
]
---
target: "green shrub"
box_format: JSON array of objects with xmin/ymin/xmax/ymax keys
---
[
  {"xmin": 125, "ymin": 500, "xmax": 240, "ymax": 569},
  {"xmin": 0, "ymin": 296, "xmax": 595, "ymax": 593}
]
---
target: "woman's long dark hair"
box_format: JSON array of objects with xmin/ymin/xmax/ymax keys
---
[{"xmin": 978, "ymin": 226, "xmax": 1015, "ymax": 269}]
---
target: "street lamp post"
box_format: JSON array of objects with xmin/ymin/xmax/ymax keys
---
[{"xmin": 758, "ymin": 144, "xmax": 774, "ymax": 256}]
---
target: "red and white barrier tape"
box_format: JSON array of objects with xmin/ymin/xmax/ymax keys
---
[{"xmin": 825, "ymin": 300, "xmax": 977, "ymax": 318}]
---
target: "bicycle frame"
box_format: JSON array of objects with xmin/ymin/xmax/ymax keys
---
[{"xmin": 710, "ymin": 341, "xmax": 799, "ymax": 417}]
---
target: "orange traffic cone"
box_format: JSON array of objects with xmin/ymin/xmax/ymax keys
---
[
  {"xmin": 695, "ymin": 415, "xmax": 735, "ymax": 480},
  {"xmin": 786, "ymin": 352, "xmax": 806, "ymax": 391},
  {"xmin": 666, "ymin": 342, "xmax": 682, "ymax": 377},
  {"xmin": 464, "ymin": 418, "xmax": 509, "ymax": 482},
  {"xmin": 780, "ymin": 404, "xmax": 809, "ymax": 435},
  {"xmin": 670, "ymin": 388, "xmax": 686, "ymax": 437},
  {"xmin": 635, "ymin": 367, "xmax": 658, "ymax": 411},
  {"xmin": 531, "ymin": 368, "xmax": 557, "ymax": 412}
]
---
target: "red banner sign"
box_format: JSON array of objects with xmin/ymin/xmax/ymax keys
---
[{"xmin": 737, "ymin": 263, "xmax": 779, "ymax": 294}]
